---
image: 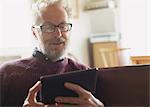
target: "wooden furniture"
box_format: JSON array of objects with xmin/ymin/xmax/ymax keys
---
[
  {"xmin": 131, "ymin": 56, "xmax": 150, "ymax": 64},
  {"xmin": 99, "ymin": 48, "xmax": 130, "ymax": 67},
  {"xmin": 90, "ymin": 41, "xmax": 129, "ymax": 68},
  {"xmin": 91, "ymin": 41, "xmax": 118, "ymax": 67}
]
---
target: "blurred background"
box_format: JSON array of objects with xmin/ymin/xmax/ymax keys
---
[{"xmin": 0, "ymin": 0, "xmax": 150, "ymax": 67}]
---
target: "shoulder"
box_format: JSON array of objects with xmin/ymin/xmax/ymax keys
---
[
  {"xmin": 0, "ymin": 57, "xmax": 35, "ymax": 75},
  {"xmin": 67, "ymin": 58, "xmax": 90, "ymax": 70}
]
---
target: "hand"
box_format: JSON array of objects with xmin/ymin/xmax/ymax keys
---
[
  {"xmin": 23, "ymin": 81, "xmax": 104, "ymax": 107},
  {"xmin": 55, "ymin": 82, "xmax": 104, "ymax": 107},
  {"xmin": 23, "ymin": 81, "xmax": 57, "ymax": 107}
]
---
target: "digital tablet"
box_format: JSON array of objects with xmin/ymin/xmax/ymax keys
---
[{"xmin": 40, "ymin": 68, "xmax": 98, "ymax": 104}]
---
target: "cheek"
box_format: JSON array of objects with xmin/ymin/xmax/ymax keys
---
[
  {"xmin": 36, "ymin": 34, "xmax": 49, "ymax": 47},
  {"xmin": 40, "ymin": 33, "xmax": 52, "ymax": 43},
  {"xmin": 62, "ymin": 32, "xmax": 70, "ymax": 40},
  {"xmin": 39, "ymin": 32, "xmax": 70, "ymax": 44}
]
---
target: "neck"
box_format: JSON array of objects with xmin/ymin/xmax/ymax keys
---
[{"xmin": 34, "ymin": 47, "xmax": 67, "ymax": 62}]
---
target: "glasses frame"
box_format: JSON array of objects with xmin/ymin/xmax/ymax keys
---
[{"xmin": 33, "ymin": 23, "xmax": 72, "ymax": 33}]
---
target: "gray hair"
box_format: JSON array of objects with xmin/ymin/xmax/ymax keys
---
[{"xmin": 31, "ymin": 0, "xmax": 72, "ymax": 25}]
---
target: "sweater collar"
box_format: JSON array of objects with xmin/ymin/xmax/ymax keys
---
[{"xmin": 32, "ymin": 48, "xmax": 65, "ymax": 63}]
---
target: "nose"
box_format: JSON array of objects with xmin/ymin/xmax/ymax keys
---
[{"xmin": 54, "ymin": 27, "xmax": 62, "ymax": 37}]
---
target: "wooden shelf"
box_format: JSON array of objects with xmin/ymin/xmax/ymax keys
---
[{"xmin": 131, "ymin": 56, "xmax": 150, "ymax": 64}]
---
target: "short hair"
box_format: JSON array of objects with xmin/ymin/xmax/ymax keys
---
[{"xmin": 31, "ymin": 0, "xmax": 72, "ymax": 25}]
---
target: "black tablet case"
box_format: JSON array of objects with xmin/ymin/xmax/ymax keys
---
[{"xmin": 40, "ymin": 68, "xmax": 98, "ymax": 104}]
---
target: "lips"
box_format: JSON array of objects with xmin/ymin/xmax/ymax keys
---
[
  {"xmin": 51, "ymin": 42, "xmax": 64, "ymax": 45},
  {"xmin": 48, "ymin": 41, "xmax": 65, "ymax": 47}
]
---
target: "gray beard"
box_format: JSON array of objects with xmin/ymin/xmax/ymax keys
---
[
  {"xmin": 39, "ymin": 36, "xmax": 70, "ymax": 62},
  {"xmin": 40, "ymin": 41, "xmax": 69, "ymax": 62},
  {"xmin": 44, "ymin": 47, "xmax": 67, "ymax": 62}
]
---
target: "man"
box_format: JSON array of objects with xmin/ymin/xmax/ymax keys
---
[{"xmin": 0, "ymin": 0, "xmax": 104, "ymax": 106}]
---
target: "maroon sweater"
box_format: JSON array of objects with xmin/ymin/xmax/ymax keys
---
[{"xmin": 0, "ymin": 53, "xmax": 89, "ymax": 106}]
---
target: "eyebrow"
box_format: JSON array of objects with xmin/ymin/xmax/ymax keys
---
[{"xmin": 42, "ymin": 21, "xmax": 68, "ymax": 26}]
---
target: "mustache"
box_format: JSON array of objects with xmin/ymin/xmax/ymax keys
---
[{"xmin": 48, "ymin": 37, "xmax": 66, "ymax": 44}]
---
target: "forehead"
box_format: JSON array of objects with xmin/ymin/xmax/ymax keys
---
[{"xmin": 39, "ymin": 5, "xmax": 69, "ymax": 25}]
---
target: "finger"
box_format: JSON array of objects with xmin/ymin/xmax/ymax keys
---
[
  {"xmin": 45, "ymin": 103, "xmax": 58, "ymax": 107},
  {"xmin": 55, "ymin": 97, "xmax": 104, "ymax": 107},
  {"xmin": 25, "ymin": 81, "xmax": 42, "ymax": 104},
  {"xmin": 55, "ymin": 96, "xmax": 86, "ymax": 105},
  {"xmin": 29, "ymin": 81, "xmax": 41, "ymax": 102},
  {"xmin": 55, "ymin": 98, "xmax": 92, "ymax": 107},
  {"xmin": 64, "ymin": 82, "xmax": 91, "ymax": 98},
  {"xmin": 23, "ymin": 102, "xmax": 44, "ymax": 107}
]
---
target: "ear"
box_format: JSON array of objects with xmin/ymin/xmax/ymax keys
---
[{"xmin": 31, "ymin": 26, "xmax": 38, "ymax": 39}]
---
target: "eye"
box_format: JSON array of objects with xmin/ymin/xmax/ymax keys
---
[
  {"xmin": 59, "ymin": 23, "xmax": 68, "ymax": 30},
  {"xmin": 44, "ymin": 24, "xmax": 54, "ymax": 29},
  {"xmin": 42, "ymin": 24, "xmax": 55, "ymax": 32}
]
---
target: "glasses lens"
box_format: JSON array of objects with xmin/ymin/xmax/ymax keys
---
[
  {"xmin": 41, "ymin": 23, "xmax": 72, "ymax": 33},
  {"xmin": 42, "ymin": 24, "xmax": 55, "ymax": 32},
  {"xmin": 59, "ymin": 23, "xmax": 72, "ymax": 32}
]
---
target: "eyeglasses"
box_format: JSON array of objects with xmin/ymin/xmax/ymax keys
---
[{"xmin": 33, "ymin": 23, "xmax": 72, "ymax": 33}]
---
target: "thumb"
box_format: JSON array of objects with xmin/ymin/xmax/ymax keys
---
[{"xmin": 24, "ymin": 81, "xmax": 42, "ymax": 106}]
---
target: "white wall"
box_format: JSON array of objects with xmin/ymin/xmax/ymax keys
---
[
  {"xmin": 120, "ymin": 0, "xmax": 147, "ymax": 55},
  {"xmin": 68, "ymin": 9, "xmax": 91, "ymax": 65},
  {"xmin": 147, "ymin": 0, "xmax": 150, "ymax": 53},
  {"xmin": 0, "ymin": 0, "xmax": 34, "ymax": 56},
  {"xmin": 119, "ymin": 0, "xmax": 149, "ymax": 64},
  {"xmin": 89, "ymin": 8, "xmax": 118, "ymax": 34}
]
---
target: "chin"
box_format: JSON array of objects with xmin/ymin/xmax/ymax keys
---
[{"xmin": 46, "ymin": 48, "xmax": 66, "ymax": 61}]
